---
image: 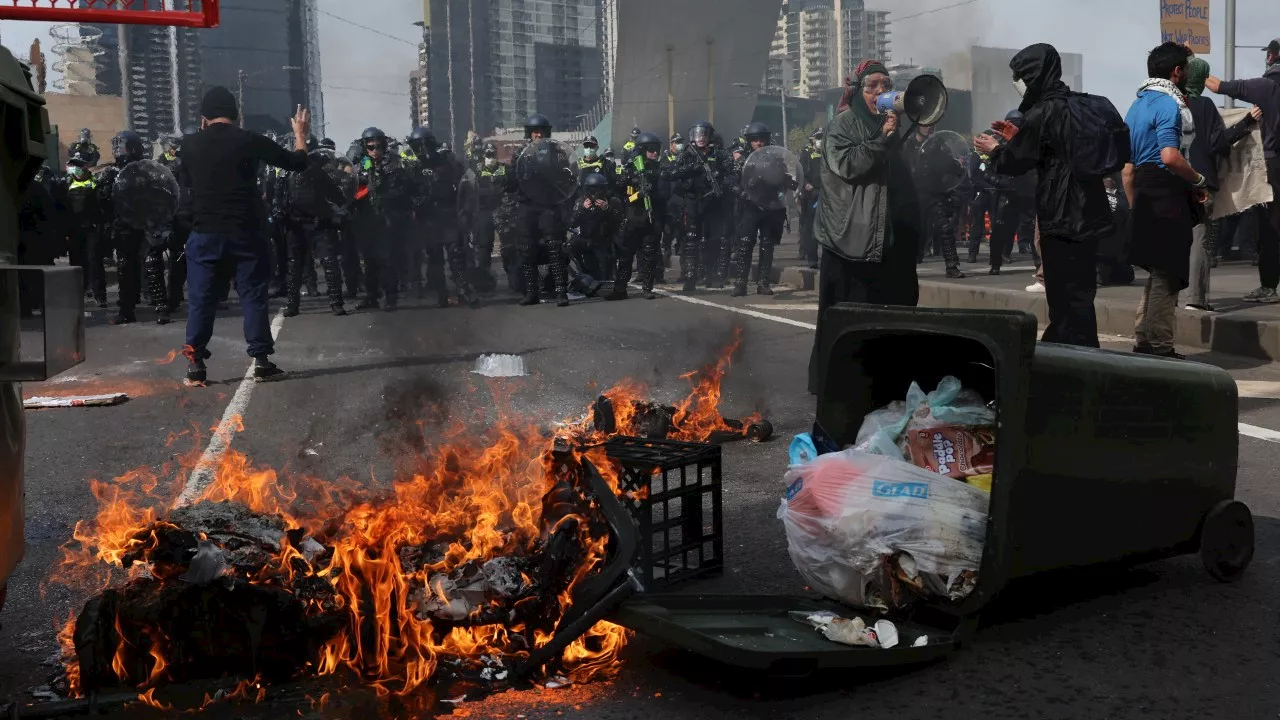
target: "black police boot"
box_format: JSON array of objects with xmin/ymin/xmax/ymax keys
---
[{"xmin": 518, "ymin": 266, "xmax": 540, "ymax": 306}]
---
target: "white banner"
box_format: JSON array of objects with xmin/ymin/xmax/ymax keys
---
[{"xmin": 1212, "ymin": 107, "xmax": 1273, "ymax": 220}]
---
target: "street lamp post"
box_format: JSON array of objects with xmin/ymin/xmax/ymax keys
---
[
  {"xmin": 238, "ymin": 65, "xmax": 304, "ymax": 129},
  {"xmin": 1224, "ymin": 0, "xmax": 1237, "ymax": 109}
]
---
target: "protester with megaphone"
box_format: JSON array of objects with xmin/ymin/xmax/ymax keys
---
[{"xmin": 806, "ymin": 58, "xmax": 922, "ymax": 395}]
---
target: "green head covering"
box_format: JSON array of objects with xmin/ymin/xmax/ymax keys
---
[{"xmin": 1185, "ymin": 57, "xmax": 1210, "ymax": 98}]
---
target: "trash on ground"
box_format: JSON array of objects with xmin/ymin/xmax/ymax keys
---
[
  {"xmin": 912, "ymin": 635, "xmax": 929, "ymax": 647},
  {"xmin": 779, "ymin": 449, "xmax": 988, "ymax": 611},
  {"xmin": 788, "ymin": 610, "xmax": 902, "ymax": 649},
  {"xmin": 472, "ymin": 354, "xmax": 528, "ymax": 378},
  {"xmin": 23, "ymin": 393, "xmax": 128, "ymax": 409}
]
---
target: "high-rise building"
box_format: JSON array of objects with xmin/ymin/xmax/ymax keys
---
[
  {"xmin": 89, "ymin": 0, "xmax": 324, "ymax": 138},
  {"xmin": 420, "ymin": 0, "xmax": 612, "ymax": 145},
  {"xmin": 766, "ymin": 0, "xmax": 891, "ymax": 98}
]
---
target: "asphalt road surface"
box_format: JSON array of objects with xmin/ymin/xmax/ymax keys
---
[{"xmin": 2, "ymin": 275, "xmax": 1277, "ymax": 720}]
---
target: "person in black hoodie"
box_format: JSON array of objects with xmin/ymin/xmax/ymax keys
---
[{"xmin": 975, "ymin": 43, "xmax": 1114, "ymax": 348}]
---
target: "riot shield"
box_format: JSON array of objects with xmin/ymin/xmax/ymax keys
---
[
  {"xmin": 114, "ymin": 159, "xmax": 180, "ymax": 240},
  {"xmin": 515, "ymin": 138, "xmax": 578, "ymax": 206},
  {"xmin": 457, "ymin": 167, "xmax": 479, "ymax": 229},
  {"xmin": 918, "ymin": 130, "xmax": 971, "ymax": 194},
  {"xmin": 740, "ymin": 145, "xmax": 804, "ymax": 211}
]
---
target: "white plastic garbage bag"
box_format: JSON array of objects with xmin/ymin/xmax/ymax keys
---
[{"xmin": 778, "ymin": 449, "xmax": 989, "ymax": 609}]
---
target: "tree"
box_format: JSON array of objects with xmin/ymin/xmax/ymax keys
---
[{"xmin": 787, "ymin": 123, "xmax": 818, "ymax": 155}]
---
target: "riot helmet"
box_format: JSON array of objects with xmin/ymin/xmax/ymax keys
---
[
  {"xmin": 111, "ymin": 130, "xmax": 144, "ymax": 164},
  {"xmin": 318, "ymin": 137, "xmax": 337, "ymax": 151},
  {"xmin": 582, "ymin": 171, "xmax": 610, "ymax": 199},
  {"xmin": 362, "ymin": 126, "xmax": 388, "ymax": 157},
  {"xmin": 482, "ymin": 142, "xmax": 499, "ymax": 169},
  {"xmin": 743, "ymin": 122, "xmax": 772, "ymax": 149},
  {"xmin": 602, "ymin": 148, "xmax": 615, "ymax": 161},
  {"xmin": 408, "ymin": 126, "xmax": 438, "ymax": 156},
  {"xmin": 629, "ymin": 126, "xmax": 641, "ymax": 140},
  {"xmin": 636, "ymin": 131, "xmax": 662, "ymax": 159},
  {"xmin": 524, "ymin": 113, "xmax": 553, "ymax": 140},
  {"xmin": 1005, "ymin": 109, "xmax": 1026, "ymax": 128},
  {"xmin": 78, "ymin": 128, "xmax": 92, "ymax": 144},
  {"xmin": 689, "ymin": 121, "xmax": 714, "ymax": 150}
]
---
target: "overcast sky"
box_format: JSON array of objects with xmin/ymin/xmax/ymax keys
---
[{"xmin": 0, "ymin": 0, "xmax": 1272, "ymax": 142}]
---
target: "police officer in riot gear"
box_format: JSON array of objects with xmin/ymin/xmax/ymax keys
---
[
  {"xmin": 611, "ymin": 131, "xmax": 665, "ymax": 300},
  {"xmin": 512, "ymin": 112, "xmax": 573, "ymax": 307},
  {"xmin": 320, "ymin": 137, "xmax": 361, "ymax": 302},
  {"xmin": 577, "ymin": 135, "xmax": 618, "ymax": 189},
  {"xmin": 70, "ymin": 127, "xmax": 100, "ymax": 167},
  {"xmin": 59, "ymin": 151, "xmax": 104, "ymax": 305},
  {"xmin": 621, "ymin": 126, "xmax": 641, "ymax": 164},
  {"xmin": 351, "ymin": 127, "xmax": 408, "ymax": 310},
  {"xmin": 407, "ymin": 125, "xmax": 478, "ymax": 308},
  {"xmin": 798, "ymin": 130, "xmax": 823, "ymax": 268},
  {"xmin": 280, "ymin": 136, "xmax": 349, "ymax": 316},
  {"xmin": 100, "ymin": 131, "xmax": 148, "ymax": 324},
  {"xmin": 156, "ymin": 131, "xmax": 194, "ymax": 312},
  {"xmin": 663, "ymin": 120, "xmax": 730, "ymax": 294},
  {"xmin": 729, "ymin": 122, "xmax": 789, "ymax": 296},
  {"xmin": 658, "ymin": 132, "xmax": 685, "ymax": 279},
  {"xmin": 472, "ymin": 142, "xmax": 506, "ymax": 292},
  {"xmin": 570, "ymin": 172, "xmax": 620, "ymax": 289}
]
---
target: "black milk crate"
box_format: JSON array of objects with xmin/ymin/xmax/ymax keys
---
[{"xmin": 602, "ymin": 435, "xmax": 723, "ymax": 591}]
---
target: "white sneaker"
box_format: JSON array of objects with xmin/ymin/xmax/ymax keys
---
[{"xmin": 1025, "ymin": 281, "xmax": 1045, "ymax": 293}]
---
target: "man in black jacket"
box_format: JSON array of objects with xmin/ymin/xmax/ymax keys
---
[
  {"xmin": 975, "ymin": 43, "xmax": 1114, "ymax": 348},
  {"xmin": 178, "ymin": 87, "xmax": 311, "ymax": 386}
]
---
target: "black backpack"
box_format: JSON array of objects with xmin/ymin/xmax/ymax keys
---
[{"xmin": 1063, "ymin": 92, "xmax": 1131, "ymax": 180}]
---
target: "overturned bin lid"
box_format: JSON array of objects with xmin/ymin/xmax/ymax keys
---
[{"xmin": 613, "ymin": 594, "xmax": 956, "ymax": 672}]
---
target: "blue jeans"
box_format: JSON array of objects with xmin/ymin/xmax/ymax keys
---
[{"xmin": 184, "ymin": 229, "xmax": 274, "ymax": 359}]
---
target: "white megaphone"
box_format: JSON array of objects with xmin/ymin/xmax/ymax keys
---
[{"xmin": 874, "ymin": 74, "xmax": 949, "ymax": 126}]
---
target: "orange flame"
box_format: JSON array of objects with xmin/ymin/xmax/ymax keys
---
[{"xmin": 52, "ymin": 332, "xmax": 753, "ymax": 702}]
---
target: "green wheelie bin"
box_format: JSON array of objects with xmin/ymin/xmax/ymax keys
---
[{"xmin": 612, "ymin": 304, "xmax": 1252, "ymax": 674}]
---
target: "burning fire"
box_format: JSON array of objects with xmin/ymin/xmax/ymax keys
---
[{"xmin": 50, "ymin": 332, "xmax": 757, "ymax": 707}]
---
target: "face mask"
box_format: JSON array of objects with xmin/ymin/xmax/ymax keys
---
[
  {"xmin": 484, "ymin": 157, "xmax": 497, "ymax": 169},
  {"xmin": 584, "ymin": 147, "xmax": 599, "ymax": 159},
  {"xmin": 66, "ymin": 166, "xmax": 79, "ymax": 176},
  {"xmin": 1013, "ymin": 79, "xmax": 1027, "ymax": 97},
  {"xmin": 814, "ymin": 139, "xmax": 823, "ymax": 150},
  {"xmin": 675, "ymin": 143, "xmax": 686, "ymax": 153}
]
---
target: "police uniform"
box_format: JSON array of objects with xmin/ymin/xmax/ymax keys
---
[
  {"xmin": 60, "ymin": 165, "xmax": 105, "ymax": 305},
  {"xmin": 352, "ymin": 147, "xmax": 410, "ymax": 309},
  {"xmin": 510, "ymin": 113, "xmax": 572, "ymax": 306},
  {"xmin": 798, "ymin": 139, "xmax": 823, "ymax": 266},
  {"xmin": 727, "ymin": 130, "xmax": 790, "ymax": 296},
  {"xmin": 662, "ymin": 123, "xmax": 731, "ymax": 293},
  {"xmin": 473, "ymin": 156, "xmax": 508, "ymax": 291},
  {"xmin": 408, "ymin": 140, "xmax": 477, "ymax": 308},
  {"xmin": 612, "ymin": 140, "xmax": 664, "ymax": 300}
]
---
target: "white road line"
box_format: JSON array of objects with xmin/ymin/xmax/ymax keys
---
[
  {"xmin": 659, "ymin": 288, "xmax": 1280, "ymax": 444},
  {"xmin": 746, "ymin": 303, "xmax": 819, "ymax": 311},
  {"xmin": 1239, "ymin": 423, "xmax": 1280, "ymax": 443},
  {"xmin": 1236, "ymin": 380, "xmax": 1280, "ymax": 400},
  {"xmin": 175, "ymin": 310, "xmax": 286, "ymax": 508},
  {"xmin": 652, "ymin": 289, "xmax": 817, "ymax": 330}
]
